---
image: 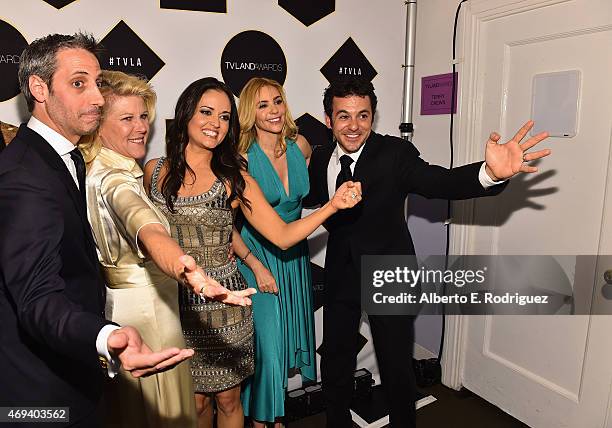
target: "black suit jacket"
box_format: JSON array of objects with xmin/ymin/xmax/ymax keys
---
[
  {"xmin": 0, "ymin": 125, "xmax": 109, "ymax": 425},
  {"xmin": 304, "ymin": 132, "xmax": 506, "ymax": 301}
]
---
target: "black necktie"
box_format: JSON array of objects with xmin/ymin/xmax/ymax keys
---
[
  {"xmin": 69, "ymin": 148, "xmax": 86, "ymax": 205},
  {"xmin": 335, "ymin": 154, "xmax": 354, "ymax": 190}
]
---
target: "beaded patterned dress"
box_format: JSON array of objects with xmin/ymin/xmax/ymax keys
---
[{"xmin": 150, "ymin": 157, "xmax": 254, "ymax": 393}]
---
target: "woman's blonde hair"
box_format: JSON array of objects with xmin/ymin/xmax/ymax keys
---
[
  {"xmin": 237, "ymin": 77, "xmax": 297, "ymax": 154},
  {"xmin": 80, "ymin": 70, "xmax": 156, "ymax": 163}
]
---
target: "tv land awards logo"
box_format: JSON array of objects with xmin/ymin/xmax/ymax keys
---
[
  {"xmin": 295, "ymin": 113, "xmax": 332, "ymax": 149},
  {"xmin": 0, "ymin": 20, "xmax": 28, "ymax": 102},
  {"xmin": 221, "ymin": 31, "xmax": 287, "ymax": 97},
  {"xmin": 279, "ymin": 0, "xmax": 335, "ymax": 27},
  {"xmin": 42, "ymin": 0, "xmax": 77, "ymax": 8},
  {"xmin": 160, "ymin": 0, "xmax": 226, "ymax": 13},
  {"xmin": 320, "ymin": 37, "xmax": 377, "ymax": 84},
  {"xmin": 98, "ymin": 21, "xmax": 165, "ymax": 80}
]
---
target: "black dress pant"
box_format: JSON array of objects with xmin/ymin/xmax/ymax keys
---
[{"xmin": 321, "ymin": 298, "xmax": 417, "ymax": 428}]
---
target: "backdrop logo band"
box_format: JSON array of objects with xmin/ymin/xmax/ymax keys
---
[
  {"xmin": 0, "ymin": 20, "xmax": 28, "ymax": 102},
  {"xmin": 338, "ymin": 67, "xmax": 362, "ymax": 76},
  {"xmin": 0, "ymin": 55, "xmax": 20, "ymax": 64},
  {"xmin": 99, "ymin": 21, "xmax": 165, "ymax": 80},
  {"xmin": 221, "ymin": 30, "xmax": 287, "ymax": 97},
  {"xmin": 224, "ymin": 62, "xmax": 283, "ymax": 72},
  {"xmin": 108, "ymin": 57, "xmax": 143, "ymax": 67},
  {"xmin": 321, "ymin": 37, "xmax": 377, "ymax": 84}
]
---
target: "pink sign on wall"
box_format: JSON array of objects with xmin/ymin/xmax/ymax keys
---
[{"xmin": 421, "ymin": 72, "xmax": 457, "ymax": 115}]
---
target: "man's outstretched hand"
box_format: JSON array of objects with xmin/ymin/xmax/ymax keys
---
[
  {"xmin": 485, "ymin": 120, "xmax": 551, "ymax": 181},
  {"xmin": 107, "ymin": 326, "xmax": 194, "ymax": 378},
  {"xmin": 180, "ymin": 255, "xmax": 256, "ymax": 306}
]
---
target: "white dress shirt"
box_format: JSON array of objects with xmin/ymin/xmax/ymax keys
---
[
  {"xmin": 27, "ymin": 116, "xmax": 80, "ymax": 188},
  {"xmin": 326, "ymin": 139, "xmax": 504, "ymax": 199},
  {"xmin": 27, "ymin": 116, "xmax": 120, "ymax": 377},
  {"xmin": 326, "ymin": 141, "xmax": 366, "ymax": 199}
]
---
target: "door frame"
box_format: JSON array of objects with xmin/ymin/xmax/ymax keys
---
[{"xmin": 440, "ymin": 0, "xmax": 574, "ymax": 390}]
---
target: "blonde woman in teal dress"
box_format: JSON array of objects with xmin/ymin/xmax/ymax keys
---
[{"xmin": 234, "ymin": 77, "xmax": 315, "ymax": 428}]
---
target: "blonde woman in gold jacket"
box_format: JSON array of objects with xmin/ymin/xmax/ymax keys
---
[{"xmin": 81, "ymin": 70, "xmax": 255, "ymax": 428}]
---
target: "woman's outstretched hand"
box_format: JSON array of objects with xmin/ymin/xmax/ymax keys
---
[{"xmin": 180, "ymin": 255, "xmax": 256, "ymax": 306}]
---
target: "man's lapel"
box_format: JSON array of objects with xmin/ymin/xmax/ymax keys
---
[
  {"xmin": 18, "ymin": 125, "xmax": 96, "ymax": 251},
  {"xmin": 352, "ymin": 132, "xmax": 380, "ymax": 196}
]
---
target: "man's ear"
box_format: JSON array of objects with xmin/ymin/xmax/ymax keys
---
[
  {"xmin": 29, "ymin": 75, "xmax": 48, "ymax": 105},
  {"xmin": 325, "ymin": 114, "xmax": 332, "ymax": 129}
]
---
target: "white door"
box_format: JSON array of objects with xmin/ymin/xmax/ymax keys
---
[{"xmin": 442, "ymin": 0, "xmax": 612, "ymax": 427}]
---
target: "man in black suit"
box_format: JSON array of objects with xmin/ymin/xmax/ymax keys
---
[
  {"xmin": 305, "ymin": 76, "xmax": 550, "ymax": 427},
  {"xmin": 0, "ymin": 33, "xmax": 241, "ymax": 427}
]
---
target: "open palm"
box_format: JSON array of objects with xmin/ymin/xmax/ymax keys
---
[
  {"xmin": 108, "ymin": 326, "xmax": 194, "ymax": 378},
  {"xmin": 485, "ymin": 120, "xmax": 550, "ymax": 181},
  {"xmin": 180, "ymin": 255, "xmax": 256, "ymax": 306}
]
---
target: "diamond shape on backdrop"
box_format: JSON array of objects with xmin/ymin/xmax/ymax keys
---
[
  {"xmin": 320, "ymin": 37, "xmax": 377, "ymax": 84},
  {"xmin": 0, "ymin": 20, "xmax": 28, "ymax": 102},
  {"xmin": 42, "ymin": 0, "xmax": 77, "ymax": 9},
  {"xmin": 317, "ymin": 333, "xmax": 368, "ymax": 357},
  {"xmin": 296, "ymin": 113, "xmax": 333, "ymax": 149},
  {"xmin": 160, "ymin": 0, "xmax": 226, "ymax": 13},
  {"xmin": 98, "ymin": 21, "xmax": 165, "ymax": 80},
  {"xmin": 356, "ymin": 333, "xmax": 368, "ymax": 355},
  {"xmin": 162, "ymin": 118, "xmax": 175, "ymax": 148},
  {"xmin": 279, "ymin": 0, "xmax": 335, "ymax": 27},
  {"xmin": 165, "ymin": 119, "xmax": 174, "ymax": 135}
]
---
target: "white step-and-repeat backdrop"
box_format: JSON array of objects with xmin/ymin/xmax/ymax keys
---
[{"xmin": 0, "ymin": 0, "xmax": 408, "ymax": 388}]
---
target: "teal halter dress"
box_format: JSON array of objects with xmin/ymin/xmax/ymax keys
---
[{"xmin": 239, "ymin": 139, "xmax": 316, "ymax": 422}]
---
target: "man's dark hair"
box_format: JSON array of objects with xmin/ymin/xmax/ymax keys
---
[
  {"xmin": 18, "ymin": 32, "xmax": 100, "ymax": 112},
  {"xmin": 323, "ymin": 76, "xmax": 378, "ymax": 120}
]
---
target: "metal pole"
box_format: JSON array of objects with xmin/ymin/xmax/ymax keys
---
[{"xmin": 400, "ymin": 0, "xmax": 417, "ymax": 141}]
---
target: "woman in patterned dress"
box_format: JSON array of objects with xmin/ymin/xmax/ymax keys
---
[{"xmin": 143, "ymin": 77, "xmax": 361, "ymax": 428}]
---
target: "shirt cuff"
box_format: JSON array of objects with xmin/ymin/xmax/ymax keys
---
[
  {"xmin": 479, "ymin": 162, "xmax": 507, "ymax": 188},
  {"xmin": 96, "ymin": 324, "xmax": 121, "ymax": 378}
]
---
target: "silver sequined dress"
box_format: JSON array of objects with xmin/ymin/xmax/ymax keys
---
[{"xmin": 150, "ymin": 158, "xmax": 254, "ymax": 393}]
